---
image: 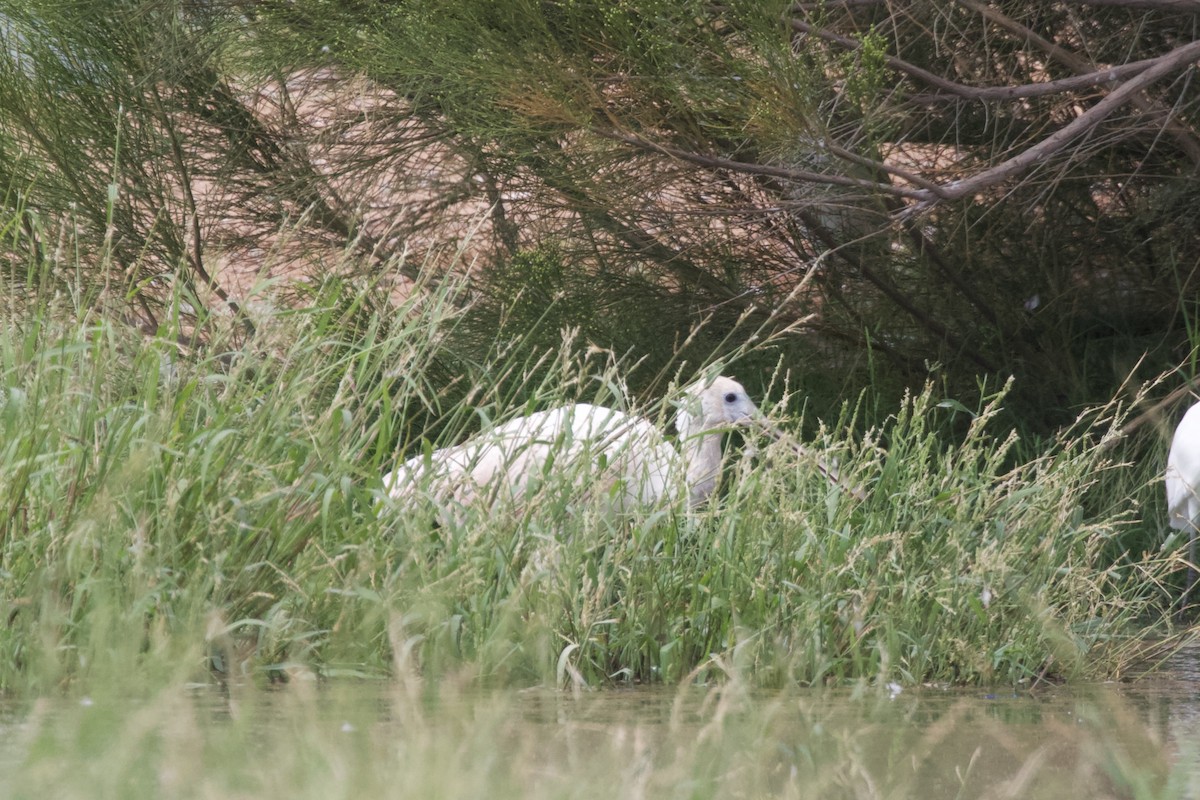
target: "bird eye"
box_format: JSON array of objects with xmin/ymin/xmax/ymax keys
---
[{"xmin": 724, "ymin": 392, "xmax": 738, "ymax": 404}]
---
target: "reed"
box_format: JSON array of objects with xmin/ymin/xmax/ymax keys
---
[{"xmin": 0, "ymin": 260, "xmax": 1178, "ymax": 695}]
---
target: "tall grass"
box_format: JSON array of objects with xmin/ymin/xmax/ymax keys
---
[{"xmin": 0, "ymin": 249, "xmax": 1180, "ymax": 696}]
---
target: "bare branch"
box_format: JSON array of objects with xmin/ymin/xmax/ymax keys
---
[
  {"xmin": 600, "ymin": 27, "xmax": 1199, "ymax": 222},
  {"xmin": 909, "ymin": 38, "xmax": 1200, "ymax": 207},
  {"xmin": 1060, "ymin": 0, "xmax": 1200, "ymax": 11},
  {"xmin": 789, "ymin": 17, "xmax": 1192, "ymax": 103},
  {"xmin": 799, "ymin": 209, "xmax": 1001, "ymax": 372},
  {"xmin": 790, "ymin": 0, "xmax": 889, "ymax": 9},
  {"xmin": 791, "ymin": 0, "xmax": 1200, "ymax": 11},
  {"xmin": 788, "ymin": 18, "xmax": 983, "ymax": 98},
  {"xmin": 822, "ymin": 142, "xmax": 945, "ymax": 192},
  {"xmin": 955, "ymin": 0, "xmax": 1200, "ymax": 165},
  {"xmin": 907, "ymin": 54, "xmax": 1186, "ymax": 103},
  {"xmin": 596, "ymin": 129, "xmax": 937, "ymax": 200}
]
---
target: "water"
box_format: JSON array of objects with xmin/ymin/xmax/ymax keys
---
[{"xmin": 2, "ymin": 651, "xmax": 1199, "ymax": 799}]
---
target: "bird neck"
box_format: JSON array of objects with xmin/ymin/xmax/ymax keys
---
[{"xmin": 681, "ymin": 428, "xmax": 725, "ymax": 506}]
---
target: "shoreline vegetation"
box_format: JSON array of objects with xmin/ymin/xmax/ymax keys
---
[
  {"xmin": 0, "ymin": 0, "xmax": 1196, "ymax": 702},
  {"xmin": 3, "ymin": 1, "xmax": 1200, "ymax": 793},
  {"xmin": 0, "ymin": 258, "xmax": 1184, "ymax": 697}
]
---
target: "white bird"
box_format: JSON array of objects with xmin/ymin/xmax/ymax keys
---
[
  {"xmin": 1166, "ymin": 400, "xmax": 1200, "ymax": 606},
  {"xmin": 382, "ymin": 375, "xmax": 768, "ymax": 520}
]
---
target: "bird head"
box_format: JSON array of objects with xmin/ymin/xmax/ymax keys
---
[
  {"xmin": 673, "ymin": 374, "xmax": 867, "ymax": 501},
  {"xmin": 674, "ymin": 375, "xmax": 761, "ymax": 441}
]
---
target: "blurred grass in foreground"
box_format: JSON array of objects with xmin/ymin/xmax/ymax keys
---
[{"xmin": 1, "ymin": 677, "xmax": 1194, "ymax": 800}]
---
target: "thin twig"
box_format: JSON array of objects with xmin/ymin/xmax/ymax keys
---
[{"xmin": 597, "ymin": 129, "xmax": 936, "ymax": 200}]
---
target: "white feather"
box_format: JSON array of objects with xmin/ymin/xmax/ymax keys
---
[
  {"xmin": 1167, "ymin": 401, "xmax": 1200, "ymax": 531},
  {"xmin": 383, "ymin": 375, "xmax": 760, "ymax": 519}
]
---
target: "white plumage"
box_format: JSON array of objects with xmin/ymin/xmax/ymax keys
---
[
  {"xmin": 382, "ymin": 375, "xmax": 762, "ymax": 518},
  {"xmin": 1166, "ymin": 400, "xmax": 1200, "ymax": 605},
  {"xmin": 1166, "ymin": 401, "xmax": 1200, "ymax": 532}
]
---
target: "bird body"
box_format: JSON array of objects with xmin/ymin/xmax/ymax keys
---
[
  {"xmin": 383, "ymin": 375, "xmax": 761, "ymax": 518},
  {"xmin": 1166, "ymin": 399, "xmax": 1200, "ymax": 609},
  {"xmin": 1166, "ymin": 401, "xmax": 1200, "ymax": 532}
]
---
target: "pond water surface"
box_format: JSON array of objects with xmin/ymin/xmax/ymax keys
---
[{"xmin": 2, "ymin": 647, "xmax": 1199, "ymax": 799}]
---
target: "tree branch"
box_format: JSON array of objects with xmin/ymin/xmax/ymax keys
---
[
  {"xmin": 789, "ymin": 17, "xmax": 1193, "ymax": 103},
  {"xmin": 596, "ymin": 129, "xmax": 937, "ymax": 200},
  {"xmin": 790, "ymin": 0, "xmax": 1200, "ymax": 13},
  {"xmin": 1056, "ymin": 0, "xmax": 1200, "ymax": 11},
  {"xmin": 599, "ymin": 27, "xmax": 1199, "ymax": 221},
  {"xmin": 955, "ymin": 0, "xmax": 1200, "ymax": 165},
  {"xmin": 527, "ymin": 147, "xmax": 744, "ymax": 303},
  {"xmin": 908, "ymin": 37, "xmax": 1200, "ymax": 207},
  {"xmin": 799, "ymin": 209, "xmax": 1000, "ymax": 371}
]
